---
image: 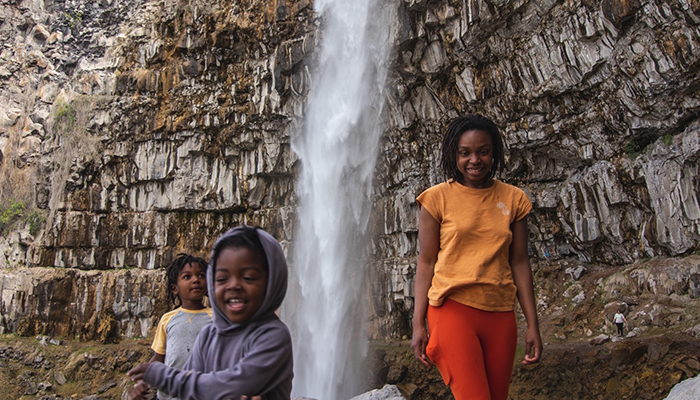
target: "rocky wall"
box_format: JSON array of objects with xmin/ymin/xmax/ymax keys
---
[
  {"xmin": 1, "ymin": 267, "xmax": 166, "ymax": 339},
  {"xmin": 369, "ymin": 0, "xmax": 700, "ymax": 337},
  {"xmin": 1, "ymin": 0, "xmax": 699, "ymax": 340},
  {"xmin": 0, "ymin": 0, "xmax": 314, "ymax": 336}
]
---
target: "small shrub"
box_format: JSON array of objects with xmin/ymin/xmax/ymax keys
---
[
  {"xmin": 624, "ymin": 139, "xmax": 642, "ymax": 158},
  {"xmin": 0, "ymin": 200, "xmax": 25, "ymax": 231},
  {"xmin": 53, "ymin": 101, "xmax": 76, "ymax": 133},
  {"xmin": 28, "ymin": 210, "xmax": 47, "ymax": 236},
  {"xmin": 0, "ymin": 201, "xmax": 47, "ymax": 235},
  {"xmin": 662, "ymin": 134, "xmax": 673, "ymax": 145}
]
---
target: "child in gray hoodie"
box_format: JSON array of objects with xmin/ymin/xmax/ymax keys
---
[{"xmin": 128, "ymin": 226, "xmax": 293, "ymax": 400}]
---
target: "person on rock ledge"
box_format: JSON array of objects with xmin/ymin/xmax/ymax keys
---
[
  {"xmin": 613, "ymin": 309, "xmax": 628, "ymax": 337},
  {"xmin": 411, "ymin": 114, "xmax": 543, "ymax": 400},
  {"xmin": 129, "ymin": 226, "xmax": 293, "ymax": 400}
]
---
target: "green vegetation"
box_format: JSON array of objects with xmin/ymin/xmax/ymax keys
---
[
  {"xmin": 624, "ymin": 139, "xmax": 643, "ymax": 158},
  {"xmin": 27, "ymin": 210, "xmax": 47, "ymax": 236},
  {"xmin": 53, "ymin": 100, "xmax": 76, "ymax": 133},
  {"xmin": 0, "ymin": 200, "xmax": 25, "ymax": 227},
  {"xmin": 64, "ymin": 10, "xmax": 83, "ymax": 29},
  {"xmin": 0, "ymin": 94, "xmax": 103, "ymax": 241},
  {"xmin": 0, "ymin": 200, "xmax": 46, "ymax": 236},
  {"xmin": 0, "ymin": 116, "xmax": 34, "ymax": 220},
  {"xmin": 662, "ymin": 134, "xmax": 673, "ymax": 145}
]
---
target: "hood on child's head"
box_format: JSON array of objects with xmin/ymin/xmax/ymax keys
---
[{"xmin": 207, "ymin": 225, "xmax": 288, "ymax": 334}]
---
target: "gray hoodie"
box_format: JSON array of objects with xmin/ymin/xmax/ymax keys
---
[{"xmin": 143, "ymin": 226, "xmax": 293, "ymax": 400}]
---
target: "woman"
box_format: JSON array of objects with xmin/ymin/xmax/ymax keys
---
[{"xmin": 411, "ymin": 114, "xmax": 542, "ymax": 400}]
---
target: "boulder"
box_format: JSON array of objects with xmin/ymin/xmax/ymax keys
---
[
  {"xmin": 590, "ymin": 334, "xmax": 610, "ymax": 345},
  {"xmin": 349, "ymin": 384, "xmax": 407, "ymax": 400},
  {"xmin": 664, "ymin": 374, "xmax": 700, "ymax": 400}
]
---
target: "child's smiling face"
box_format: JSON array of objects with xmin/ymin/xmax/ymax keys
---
[{"xmin": 214, "ymin": 246, "xmax": 268, "ymax": 324}]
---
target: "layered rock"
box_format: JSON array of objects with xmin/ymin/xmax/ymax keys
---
[
  {"xmin": 0, "ymin": 0, "xmax": 699, "ymax": 342},
  {"xmin": 370, "ymin": 0, "xmax": 700, "ymax": 337},
  {"xmin": 0, "ymin": 267, "xmax": 166, "ymax": 339},
  {"xmin": 1, "ymin": 0, "xmax": 313, "ymax": 336}
]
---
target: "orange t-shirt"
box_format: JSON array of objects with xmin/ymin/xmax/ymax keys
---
[{"xmin": 416, "ymin": 179, "xmax": 532, "ymax": 311}]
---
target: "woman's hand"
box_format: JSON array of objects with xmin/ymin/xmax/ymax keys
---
[
  {"xmin": 510, "ymin": 217, "xmax": 542, "ymax": 365},
  {"xmin": 521, "ymin": 324, "xmax": 542, "ymax": 365},
  {"xmin": 411, "ymin": 323, "xmax": 431, "ymax": 367}
]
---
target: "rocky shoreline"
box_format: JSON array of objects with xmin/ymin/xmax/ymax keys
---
[{"xmin": 2, "ymin": 332, "xmax": 699, "ymax": 400}]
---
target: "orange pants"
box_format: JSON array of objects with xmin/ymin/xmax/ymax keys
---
[{"xmin": 426, "ymin": 299, "xmax": 517, "ymax": 400}]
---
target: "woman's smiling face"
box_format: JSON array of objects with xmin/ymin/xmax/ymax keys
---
[
  {"xmin": 456, "ymin": 129, "xmax": 494, "ymax": 188},
  {"xmin": 214, "ymin": 246, "xmax": 268, "ymax": 324}
]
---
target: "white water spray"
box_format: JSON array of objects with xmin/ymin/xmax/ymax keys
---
[{"xmin": 282, "ymin": 0, "xmax": 393, "ymax": 399}]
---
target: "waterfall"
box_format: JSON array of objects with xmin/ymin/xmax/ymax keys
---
[{"xmin": 282, "ymin": 0, "xmax": 393, "ymax": 399}]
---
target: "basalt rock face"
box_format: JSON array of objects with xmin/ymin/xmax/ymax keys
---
[
  {"xmin": 1, "ymin": 0, "xmax": 700, "ymax": 344},
  {"xmin": 0, "ymin": 0, "xmax": 313, "ymax": 335},
  {"xmin": 369, "ymin": 0, "xmax": 700, "ymax": 338}
]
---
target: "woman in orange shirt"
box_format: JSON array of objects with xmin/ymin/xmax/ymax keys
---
[{"xmin": 411, "ymin": 114, "xmax": 542, "ymax": 400}]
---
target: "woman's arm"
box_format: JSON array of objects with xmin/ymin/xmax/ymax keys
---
[
  {"xmin": 509, "ymin": 216, "xmax": 542, "ymax": 365},
  {"xmin": 411, "ymin": 207, "xmax": 440, "ymax": 367}
]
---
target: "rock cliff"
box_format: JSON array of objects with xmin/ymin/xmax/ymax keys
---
[{"xmin": 0, "ymin": 0, "xmax": 699, "ymax": 347}]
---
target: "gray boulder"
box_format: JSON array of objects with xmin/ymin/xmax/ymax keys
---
[
  {"xmin": 349, "ymin": 384, "xmax": 407, "ymax": 400},
  {"xmin": 664, "ymin": 374, "xmax": 700, "ymax": 400}
]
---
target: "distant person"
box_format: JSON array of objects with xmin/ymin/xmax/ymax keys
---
[
  {"xmin": 134, "ymin": 253, "xmax": 212, "ymax": 400},
  {"xmin": 614, "ymin": 309, "xmax": 627, "ymax": 336},
  {"xmin": 411, "ymin": 114, "xmax": 542, "ymax": 400},
  {"xmin": 128, "ymin": 226, "xmax": 293, "ymax": 400}
]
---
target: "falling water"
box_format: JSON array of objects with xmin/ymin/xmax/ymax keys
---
[{"xmin": 282, "ymin": 0, "xmax": 393, "ymax": 399}]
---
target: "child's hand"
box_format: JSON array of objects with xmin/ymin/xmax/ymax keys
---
[
  {"xmin": 127, "ymin": 362, "xmax": 150, "ymax": 383},
  {"xmin": 130, "ymin": 381, "xmax": 151, "ymax": 400}
]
